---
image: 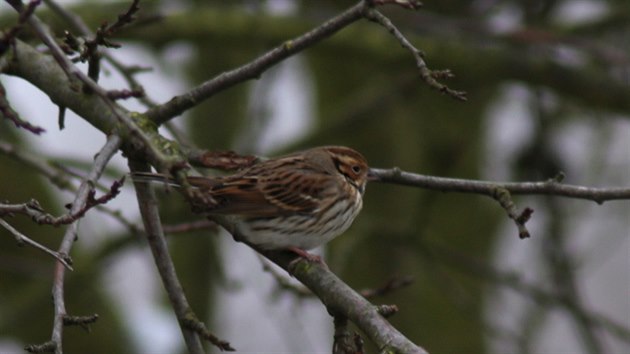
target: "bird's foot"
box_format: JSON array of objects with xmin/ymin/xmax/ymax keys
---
[{"xmin": 287, "ymin": 246, "xmax": 327, "ymax": 274}]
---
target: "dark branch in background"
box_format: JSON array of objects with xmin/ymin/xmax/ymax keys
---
[
  {"xmin": 263, "ymin": 258, "xmax": 414, "ymax": 300},
  {"xmin": 333, "ymin": 315, "xmax": 364, "ymax": 354},
  {"xmin": 145, "ymin": 0, "xmax": 460, "ymax": 125},
  {"xmin": 359, "ymin": 275, "xmax": 414, "ymax": 298},
  {"xmin": 422, "ymin": 240, "xmax": 630, "ymax": 346},
  {"xmin": 129, "ymin": 159, "xmax": 234, "ymax": 353}
]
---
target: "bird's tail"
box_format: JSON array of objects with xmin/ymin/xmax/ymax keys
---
[{"xmin": 129, "ymin": 172, "xmax": 181, "ymax": 187}]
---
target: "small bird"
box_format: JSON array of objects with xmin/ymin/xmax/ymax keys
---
[{"xmin": 134, "ymin": 146, "xmax": 369, "ymax": 262}]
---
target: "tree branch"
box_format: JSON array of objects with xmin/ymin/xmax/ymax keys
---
[
  {"xmin": 0, "ymin": 218, "xmax": 73, "ymax": 270},
  {"xmin": 212, "ymin": 217, "xmax": 429, "ymax": 354},
  {"xmin": 362, "ymin": 6, "xmax": 466, "ymax": 101},
  {"xmin": 47, "ymin": 134, "xmax": 121, "ymax": 354},
  {"xmin": 144, "ymin": 1, "xmax": 368, "ymax": 124},
  {"xmin": 144, "ymin": 0, "xmax": 455, "ymax": 124},
  {"xmin": 369, "ymin": 167, "xmax": 630, "ymax": 203},
  {"xmin": 128, "ymin": 159, "xmax": 234, "ymax": 353}
]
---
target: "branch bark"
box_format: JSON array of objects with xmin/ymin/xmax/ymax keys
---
[
  {"xmin": 49, "ymin": 134, "xmax": 121, "ymax": 354},
  {"xmin": 369, "ymin": 168, "xmax": 630, "ymax": 204},
  {"xmin": 129, "ymin": 159, "xmax": 234, "ymax": 353},
  {"xmin": 213, "ymin": 217, "xmax": 429, "ymax": 354}
]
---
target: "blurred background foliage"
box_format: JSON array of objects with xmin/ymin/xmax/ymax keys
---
[{"xmin": 1, "ymin": 0, "xmax": 628, "ymax": 353}]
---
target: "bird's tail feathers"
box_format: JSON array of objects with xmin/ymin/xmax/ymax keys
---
[{"xmin": 129, "ymin": 172, "xmax": 181, "ymax": 187}]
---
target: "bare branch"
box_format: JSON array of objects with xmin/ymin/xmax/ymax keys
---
[
  {"xmin": 212, "ymin": 216, "xmax": 429, "ymax": 354},
  {"xmin": 359, "ymin": 275, "xmax": 414, "ymax": 298},
  {"xmin": 145, "ymin": 1, "xmax": 368, "ymax": 124},
  {"xmin": 62, "ymin": 314, "xmax": 99, "ymax": 332},
  {"xmin": 45, "ymin": 0, "xmax": 155, "ymax": 107},
  {"xmin": 0, "ymin": 80, "xmax": 46, "ymax": 134},
  {"xmin": 0, "ymin": 177, "xmax": 124, "ymax": 226},
  {"xmin": 48, "ymin": 134, "xmax": 122, "ymax": 354},
  {"xmin": 362, "ymin": 7, "xmax": 467, "ymax": 101},
  {"xmin": 491, "ymin": 187, "xmax": 534, "ymax": 239},
  {"xmin": 24, "ymin": 340, "xmax": 56, "ymax": 353},
  {"xmin": 181, "ymin": 317, "xmax": 236, "ymax": 352},
  {"xmin": 2, "ymin": 8, "xmax": 170, "ymax": 170},
  {"xmin": 420, "ymin": 239, "xmax": 630, "ymax": 345},
  {"xmin": 369, "ymin": 167, "xmax": 630, "ymax": 203},
  {"xmin": 0, "ymin": 218, "xmax": 73, "ymax": 270},
  {"xmin": 0, "ymin": 0, "xmax": 41, "ymax": 57},
  {"xmin": 129, "ymin": 159, "xmax": 233, "ymax": 353}
]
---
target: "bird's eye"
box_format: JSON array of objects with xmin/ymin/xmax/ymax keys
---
[{"xmin": 351, "ymin": 165, "xmax": 362, "ymax": 174}]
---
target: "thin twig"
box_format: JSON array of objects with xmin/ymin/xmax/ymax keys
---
[
  {"xmin": 0, "ymin": 218, "xmax": 73, "ymax": 270},
  {"xmin": 63, "ymin": 314, "xmax": 99, "ymax": 332},
  {"xmin": 43, "ymin": 0, "xmax": 156, "ymax": 107},
  {"xmin": 47, "ymin": 135, "xmax": 122, "ymax": 354},
  {"xmin": 0, "ymin": 142, "xmax": 142, "ymax": 236},
  {"xmin": 0, "ymin": 80, "xmax": 46, "ymax": 134},
  {"xmin": 0, "ymin": 178, "xmax": 124, "ymax": 226},
  {"xmin": 370, "ymin": 167, "xmax": 630, "ymax": 239},
  {"xmin": 359, "ymin": 275, "xmax": 414, "ymax": 298},
  {"xmin": 369, "ymin": 167, "xmax": 630, "ymax": 203},
  {"xmin": 362, "ymin": 7, "xmax": 467, "ymax": 101}
]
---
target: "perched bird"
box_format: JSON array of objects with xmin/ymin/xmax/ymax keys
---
[{"xmin": 133, "ymin": 146, "xmax": 369, "ymax": 261}]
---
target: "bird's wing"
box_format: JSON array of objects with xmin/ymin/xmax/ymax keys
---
[{"xmin": 186, "ymin": 170, "xmax": 332, "ymax": 217}]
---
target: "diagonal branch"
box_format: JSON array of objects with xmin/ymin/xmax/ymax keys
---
[
  {"xmin": 144, "ymin": 1, "xmax": 368, "ymax": 125},
  {"xmin": 0, "ymin": 218, "xmax": 73, "ymax": 270},
  {"xmin": 143, "ymin": 0, "xmax": 458, "ymax": 125},
  {"xmin": 362, "ymin": 6, "xmax": 467, "ymax": 101},
  {"xmin": 129, "ymin": 159, "xmax": 234, "ymax": 353},
  {"xmin": 212, "ymin": 216, "xmax": 429, "ymax": 354},
  {"xmin": 47, "ymin": 134, "xmax": 122, "ymax": 354}
]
